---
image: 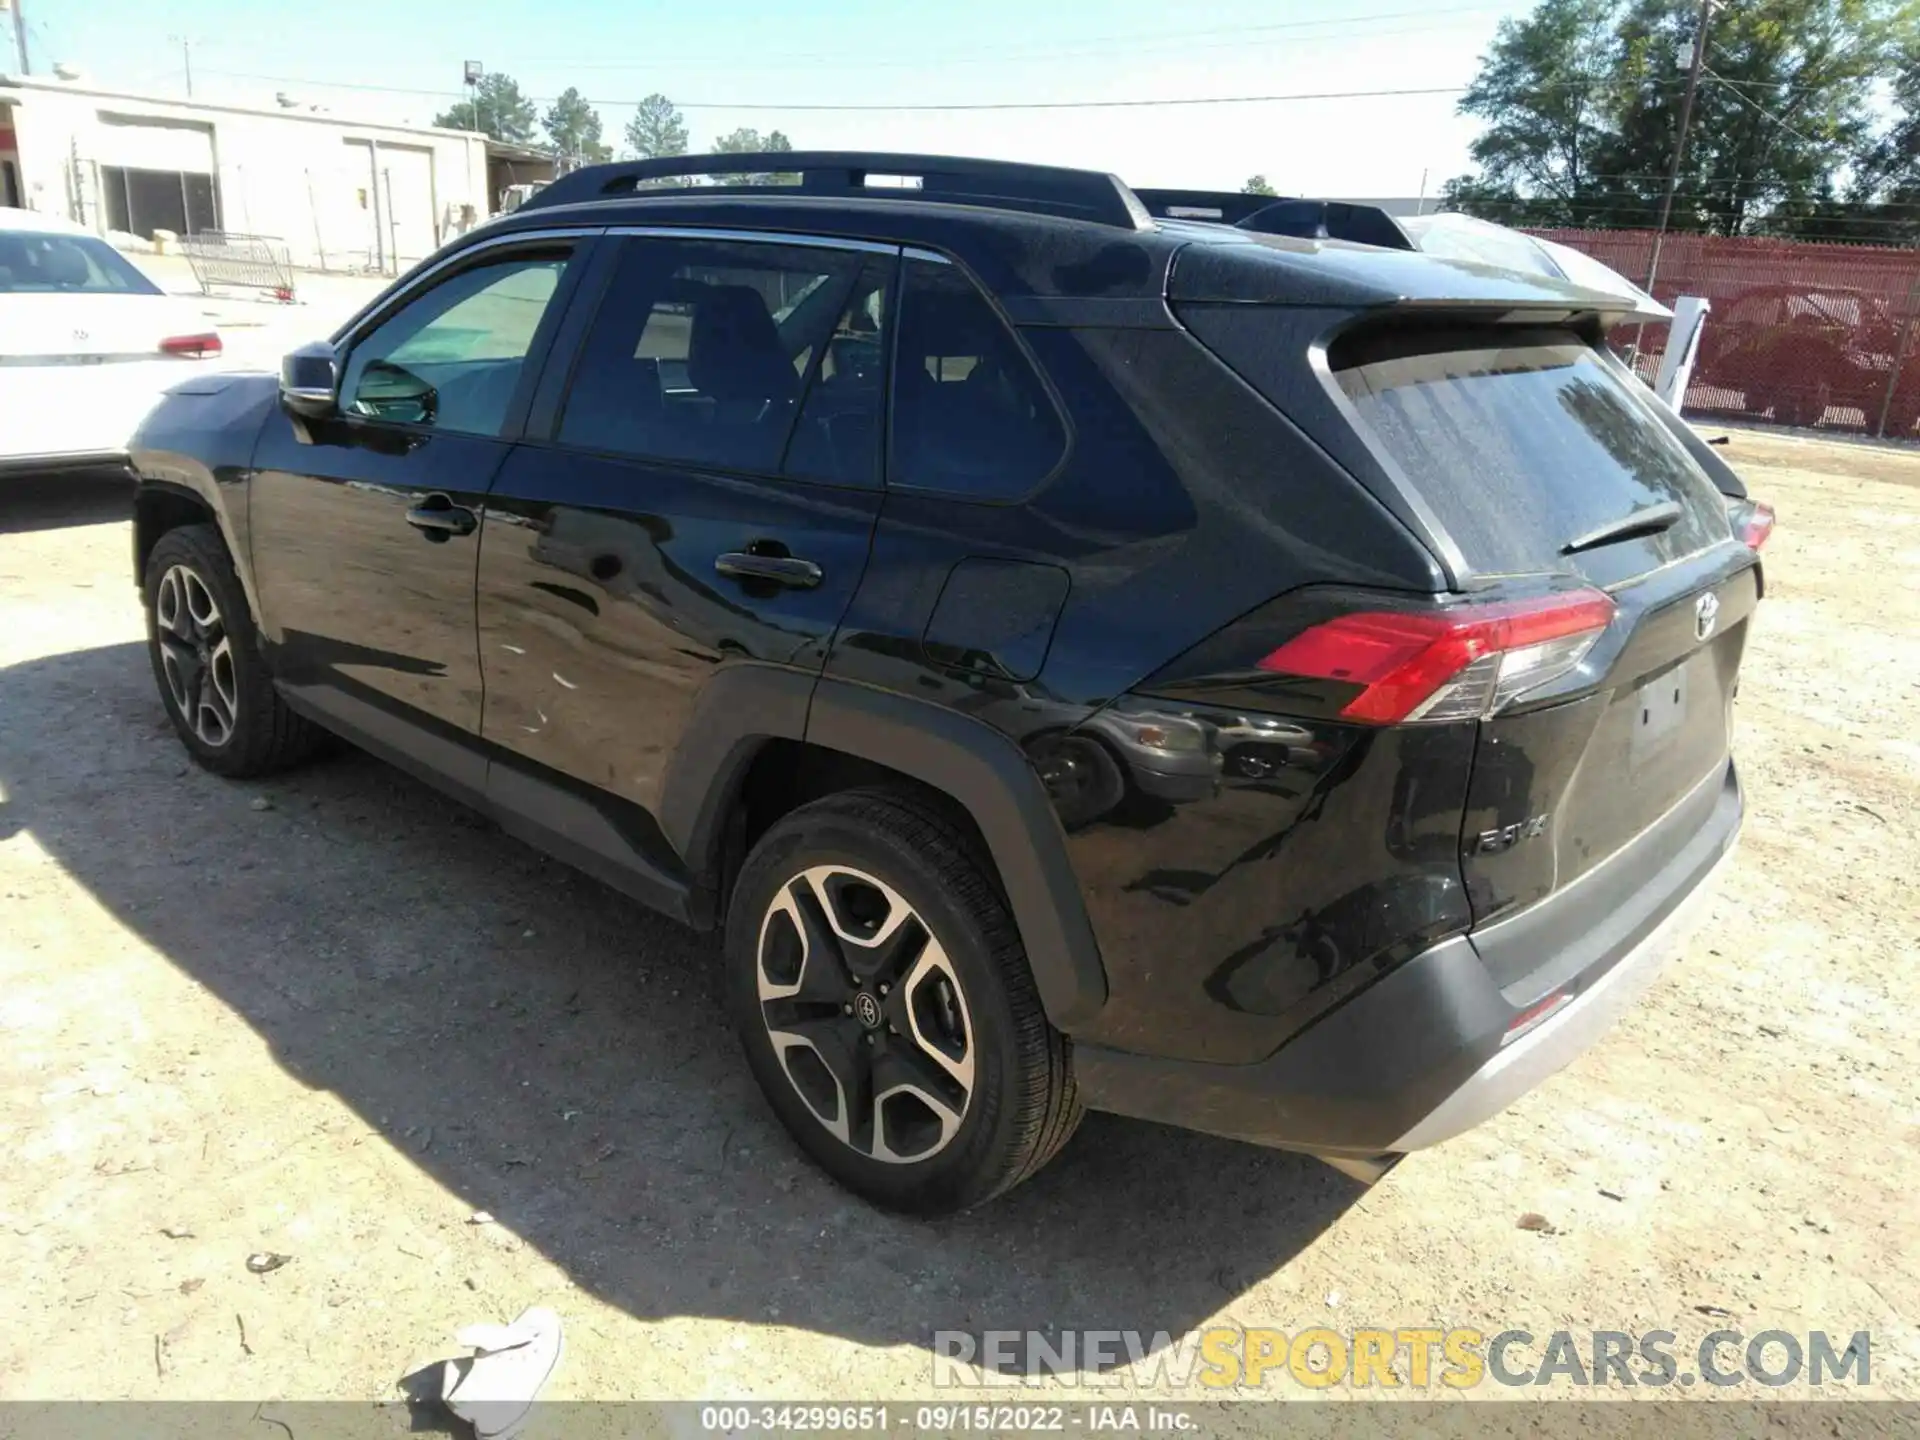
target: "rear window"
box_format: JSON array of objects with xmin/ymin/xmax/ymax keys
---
[
  {"xmin": 0, "ymin": 231, "xmax": 162, "ymax": 295},
  {"xmin": 1330, "ymin": 325, "xmax": 1727, "ymax": 576}
]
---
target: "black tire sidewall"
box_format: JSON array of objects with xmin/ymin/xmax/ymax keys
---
[
  {"xmin": 142, "ymin": 526, "xmax": 268, "ymax": 773},
  {"xmin": 725, "ymin": 799, "xmax": 1035, "ymax": 1213}
]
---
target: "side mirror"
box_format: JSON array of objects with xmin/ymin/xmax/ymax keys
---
[
  {"xmin": 353, "ymin": 359, "xmax": 438, "ymax": 426},
  {"xmin": 280, "ymin": 342, "xmax": 339, "ymax": 418}
]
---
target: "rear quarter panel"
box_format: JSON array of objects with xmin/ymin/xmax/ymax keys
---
[{"xmin": 825, "ymin": 320, "xmax": 1450, "ymax": 1059}]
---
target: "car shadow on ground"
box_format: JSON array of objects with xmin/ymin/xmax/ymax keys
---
[
  {"xmin": 0, "ymin": 470, "xmax": 133, "ymax": 535},
  {"xmin": 0, "ymin": 637, "xmax": 1364, "ymax": 1374}
]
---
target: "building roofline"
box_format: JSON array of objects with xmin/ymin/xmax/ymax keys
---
[{"xmin": 0, "ymin": 73, "xmax": 486, "ymax": 143}]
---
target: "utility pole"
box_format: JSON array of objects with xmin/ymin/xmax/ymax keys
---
[
  {"xmin": 166, "ymin": 33, "xmax": 194, "ymax": 97},
  {"xmin": 1644, "ymin": 0, "xmax": 1715, "ymax": 297},
  {"xmin": 7, "ymin": 0, "xmax": 30, "ymax": 76}
]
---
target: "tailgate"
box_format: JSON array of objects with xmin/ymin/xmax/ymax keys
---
[
  {"xmin": 1175, "ymin": 302, "xmax": 1761, "ymax": 1000},
  {"xmin": 1320, "ymin": 318, "xmax": 1757, "ymax": 973},
  {"xmin": 1462, "ymin": 549, "xmax": 1756, "ymax": 946}
]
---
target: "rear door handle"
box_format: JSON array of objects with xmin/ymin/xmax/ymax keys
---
[
  {"xmin": 715, "ymin": 552, "xmax": 823, "ymax": 589},
  {"xmin": 406, "ymin": 495, "xmax": 477, "ymax": 539}
]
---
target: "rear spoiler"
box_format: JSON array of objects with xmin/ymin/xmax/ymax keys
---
[{"xmin": 1133, "ymin": 189, "xmax": 1416, "ymax": 251}]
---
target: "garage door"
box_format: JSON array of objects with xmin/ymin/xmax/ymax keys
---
[
  {"xmin": 379, "ymin": 145, "xmax": 439, "ymax": 267},
  {"xmin": 95, "ymin": 114, "xmax": 219, "ymax": 239}
]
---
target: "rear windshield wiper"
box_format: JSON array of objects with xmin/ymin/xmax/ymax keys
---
[{"xmin": 1561, "ymin": 500, "xmax": 1683, "ymax": 556}]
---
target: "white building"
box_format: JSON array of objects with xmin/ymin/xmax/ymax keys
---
[{"xmin": 0, "ymin": 73, "xmax": 491, "ymax": 272}]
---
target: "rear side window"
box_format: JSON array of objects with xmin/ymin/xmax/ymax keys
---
[
  {"xmin": 558, "ymin": 236, "xmax": 865, "ymax": 476},
  {"xmin": 1330, "ymin": 325, "xmax": 1727, "ymax": 575},
  {"xmin": 0, "ymin": 231, "xmax": 162, "ymax": 294},
  {"xmin": 889, "ymin": 258, "xmax": 1066, "ymax": 499}
]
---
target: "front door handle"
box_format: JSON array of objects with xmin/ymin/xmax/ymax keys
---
[
  {"xmin": 406, "ymin": 494, "xmax": 477, "ymax": 539},
  {"xmin": 715, "ymin": 551, "xmax": 824, "ymax": 589}
]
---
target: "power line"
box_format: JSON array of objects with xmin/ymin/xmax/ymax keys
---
[
  {"xmin": 193, "ymin": 73, "xmax": 1472, "ymax": 112},
  {"xmin": 1703, "ymin": 67, "xmax": 1828, "ymax": 149},
  {"xmin": 524, "ymin": 4, "xmax": 1509, "ymax": 71},
  {"xmin": 553, "ymin": 20, "xmax": 1498, "ymax": 74}
]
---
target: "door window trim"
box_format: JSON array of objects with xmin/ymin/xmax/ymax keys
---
[
  {"xmin": 330, "ymin": 232, "xmax": 595, "ymax": 443},
  {"xmin": 604, "ymin": 225, "xmax": 922, "ymax": 259},
  {"xmin": 329, "ymin": 225, "xmax": 605, "ymax": 349},
  {"xmin": 532, "ymin": 229, "xmax": 906, "ymax": 487}
]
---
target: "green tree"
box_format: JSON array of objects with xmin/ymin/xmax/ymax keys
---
[
  {"xmin": 543, "ymin": 87, "xmax": 611, "ymax": 164},
  {"xmin": 624, "ymin": 93, "xmax": 690, "ymax": 161},
  {"xmin": 1832, "ymin": 19, "xmax": 1920, "ymax": 241},
  {"xmin": 710, "ymin": 127, "xmax": 796, "ymax": 185},
  {"xmin": 434, "ymin": 73, "xmax": 538, "ymax": 145},
  {"xmin": 1243, "ymin": 174, "xmax": 1277, "ymax": 196},
  {"xmin": 1442, "ymin": 0, "xmax": 1622, "ymax": 227},
  {"xmin": 1443, "ymin": 0, "xmax": 1911, "ymax": 239},
  {"xmin": 1598, "ymin": 0, "xmax": 1895, "ymax": 235}
]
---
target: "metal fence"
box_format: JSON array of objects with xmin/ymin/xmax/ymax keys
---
[
  {"xmin": 1529, "ymin": 227, "xmax": 1920, "ymax": 440},
  {"xmin": 178, "ymin": 231, "xmax": 299, "ymax": 302}
]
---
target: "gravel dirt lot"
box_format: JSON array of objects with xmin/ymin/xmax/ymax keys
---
[{"xmin": 1, "ymin": 428, "xmax": 1916, "ymax": 1412}]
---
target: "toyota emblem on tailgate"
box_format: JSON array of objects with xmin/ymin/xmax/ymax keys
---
[{"xmin": 1694, "ymin": 591, "xmax": 1720, "ymax": 642}]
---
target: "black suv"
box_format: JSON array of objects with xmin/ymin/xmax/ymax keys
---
[{"xmin": 130, "ymin": 153, "xmax": 1767, "ymax": 1214}]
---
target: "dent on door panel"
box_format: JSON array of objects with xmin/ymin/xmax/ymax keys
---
[{"xmin": 474, "ymin": 447, "xmax": 882, "ymax": 820}]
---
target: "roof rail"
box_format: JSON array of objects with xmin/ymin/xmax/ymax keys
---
[{"xmin": 516, "ymin": 151, "xmax": 1154, "ymax": 231}]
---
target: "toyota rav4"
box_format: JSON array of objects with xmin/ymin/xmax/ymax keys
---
[{"xmin": 128, "ymin": 153, "xmax": 1770, "ymax": 1213}]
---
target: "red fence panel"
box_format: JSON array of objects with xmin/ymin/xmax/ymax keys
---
[{"xmin": 1527, "ymin": 227, "xmax": 1920, "ymax": 439}]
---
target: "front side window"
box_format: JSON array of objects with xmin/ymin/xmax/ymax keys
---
[
  {"xmin": 339, "ymin": 251, "xmax": 572, "ymax": 436},
  {"xmin": 888, "ymin": 257, "xmax": 1066, "ymax": 499},
  {"xmin": 557, "ymin": 236, "xmax": 866, "ymax": 476}
]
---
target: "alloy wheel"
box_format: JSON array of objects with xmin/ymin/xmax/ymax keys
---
[
  {"xmin": 756, "ymin": 865, "xmax": 975, "ymax": 1164},
  {"xmin": 154, "ymin": 563, "xmax": 239, "ymax": 748}
]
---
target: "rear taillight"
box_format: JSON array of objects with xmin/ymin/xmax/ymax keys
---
[
  {"xmin": 160, "ymin": 333, "xmax": 223, "ymax": 358},
  {"xmin": 1729, "ymin": 498, "xmax": 1774, "ymax": 550},
  {"xmin": 1256, "ymin": 589, "xmax": 1615, "ymax": 725}
]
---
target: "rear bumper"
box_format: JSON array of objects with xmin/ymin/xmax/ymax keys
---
[
  {"xmin": 0, "ymin": 363, "xmax": 183, "ymax": 465},
  {"xmin": 1076, "ymin": 759, "xmax": 1742, "ymax": 1161}
]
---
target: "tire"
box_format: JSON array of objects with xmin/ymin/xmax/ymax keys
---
[
  {"xmin": 143, "ymin": 523, "xmax": 323, "ymax": 778},
  {"xmin": 725, "ymin": 789, "xmax": 1082, "ymax": 1213}
]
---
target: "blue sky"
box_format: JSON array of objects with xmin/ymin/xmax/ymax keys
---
[{"xmin": 19, "ymin": 0, "xmax": 1535, "ymax": 197}]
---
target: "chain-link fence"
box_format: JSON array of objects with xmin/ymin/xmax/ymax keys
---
[{"xmin": 1529, "ymin": 228, "xmax": 1920, "ymax": 440}]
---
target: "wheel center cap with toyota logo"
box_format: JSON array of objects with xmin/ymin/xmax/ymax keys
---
[
  {"xmin": 1694, "ymin": 591, "xmax": 1720, "ymax": 642},
  {"xmin": 852, "ymin": 992, "xmax": 883, "ymax": 1029}
]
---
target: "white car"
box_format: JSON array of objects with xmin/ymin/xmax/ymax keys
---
[{"xmin": 1, "ymin": 207, "xmax": 224, "ymax": 475}]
